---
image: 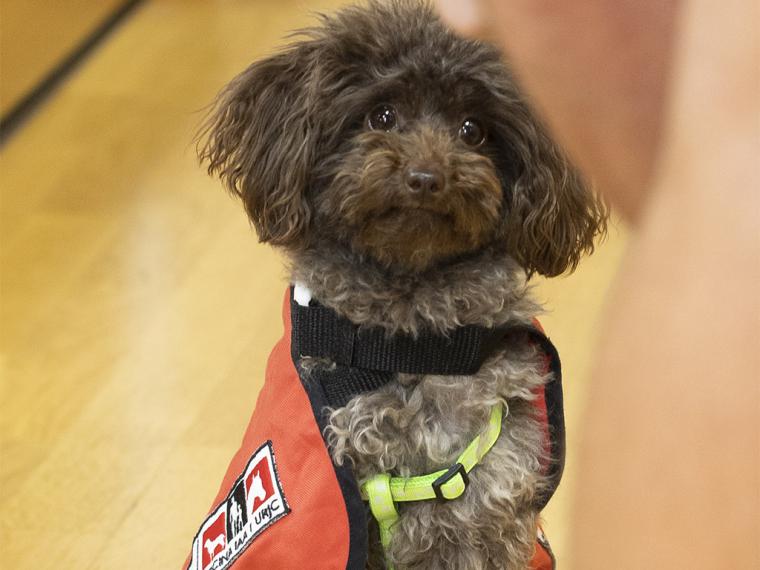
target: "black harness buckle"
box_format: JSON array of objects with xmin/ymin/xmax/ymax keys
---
[{"xmin": 432, "ymin": 462, "xmax": 469, "ymax": 501}]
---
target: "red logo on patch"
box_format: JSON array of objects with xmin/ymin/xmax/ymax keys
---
[
  {"xmin": 244, "ymin": 456, "xmax": 274, "ymax": 513},
  {"xmin": 201, "ymin": 509, "xmax": 227, "ymax": 569}
]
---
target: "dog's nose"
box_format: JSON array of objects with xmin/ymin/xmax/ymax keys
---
[{"xmin": 405, "ymin": 166, "xmax": 444, "ymax": 194}]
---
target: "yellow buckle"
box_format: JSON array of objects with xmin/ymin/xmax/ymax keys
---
[{"xmin": 432, "ymin": 462, "xmax": 469, "ymax": 500}]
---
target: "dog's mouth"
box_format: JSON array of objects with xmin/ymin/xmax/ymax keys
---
[
  {"xmin": 351, "ymin": 205, "xmax": 488, "ymax": 272},
  {"xmin": 376, "ymin": 206, "xmax": 454, "ymax": 223}
]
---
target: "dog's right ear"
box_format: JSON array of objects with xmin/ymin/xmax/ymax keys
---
[{"xmin": 198, "ymin": 42, "xmax": 320, "ymax": 248}]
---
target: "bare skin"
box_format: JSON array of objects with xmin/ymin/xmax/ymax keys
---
[{"xmin": 435, "ymin": 0, "xmax": 760, "ymax": 568}]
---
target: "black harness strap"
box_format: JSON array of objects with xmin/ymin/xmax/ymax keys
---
[{"xmin": 290, "ymin": 294, "xmax": 507, "ymax": 377}]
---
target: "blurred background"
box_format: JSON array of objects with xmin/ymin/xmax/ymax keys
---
[{"xmin": 0, "ymin": 1, "xmax": 627, "ymax": 568}]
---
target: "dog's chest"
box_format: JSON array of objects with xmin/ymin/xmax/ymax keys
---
[{"xmin": 325, "ymin": 342, "xmax": 548, "ymax": 480}]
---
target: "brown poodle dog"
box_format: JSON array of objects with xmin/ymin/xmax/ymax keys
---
[{"xmin": 198, "ymin": 1, "xmax": 606, "ymax": 568}]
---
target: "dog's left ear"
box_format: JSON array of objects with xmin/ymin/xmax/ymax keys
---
[
  {"xmin": 505, "ymin": 119, "xmax": 608, "ymax": 277},
  {"xmin": 198, "ymin": 41, "xmax": 322, "ymax": 248}
]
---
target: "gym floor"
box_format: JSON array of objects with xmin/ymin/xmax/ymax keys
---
[{"xmin": 0, "ymin": 1, "xmax": 627, "ymax": 568}]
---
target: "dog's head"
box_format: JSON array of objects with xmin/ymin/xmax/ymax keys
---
[{"xmin": 199, "ymin": 0, "xmax": 606, "ymax": 276}]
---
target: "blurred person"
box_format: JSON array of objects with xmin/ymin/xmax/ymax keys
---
[{"xmin": 435, "ymin": 0, "xmax": 760, "ymax": 568}]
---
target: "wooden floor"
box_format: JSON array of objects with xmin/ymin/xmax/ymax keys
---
[
  {"xmin": 0, "ymin": 1, "xmax": 628, "ymax": 568},
  {"xmin": 0, "ymin": 0, "xmax": 126, "ymax": 115}
]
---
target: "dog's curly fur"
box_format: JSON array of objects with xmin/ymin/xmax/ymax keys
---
[{"xmin": 199, "ymin": 1, "xmax": 607, "ymax": 568}]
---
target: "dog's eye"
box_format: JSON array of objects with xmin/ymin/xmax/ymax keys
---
[
  {"xmin": 459, "ymin": 118, "xmax": 486, "ymax": 146},
  {"xmin": 367, "ymin": 104, "xmax": 398, "ymax": 131}
]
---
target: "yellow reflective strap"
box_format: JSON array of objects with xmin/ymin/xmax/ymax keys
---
[
  {"xmin": 386, "ymin": 403, "xmax": 504, "ymax": 502},
  {"xmin": 361, "ymin": 403, "xmax": 505, "ymax": 570},
  {"xmin": 364, "ymin": 473, "xmax": 399, "ymax": 549},
  {"xmin": 387, "ymin": 465, "xmax": 463, "ymax": 501},
  {"xmin": 458, "ymin": 402, "xmax": 503, "ymax": 472}
]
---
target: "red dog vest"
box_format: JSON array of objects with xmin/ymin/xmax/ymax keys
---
[{"xmin": 184, "ymin": 290, "xmax": 564, "ymax": 570}]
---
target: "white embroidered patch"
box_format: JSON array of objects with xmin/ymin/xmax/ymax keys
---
[{"xmin": 187, "ymin": 441, "xmax": 290, "ymax": 570}]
